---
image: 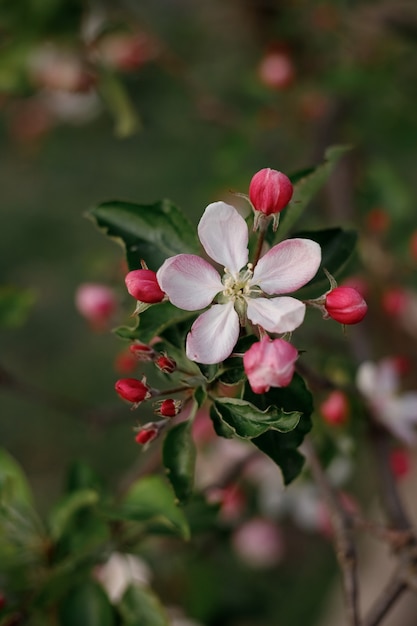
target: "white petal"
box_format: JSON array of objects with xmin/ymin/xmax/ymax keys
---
[
  {"xmin": 198, "ymin": 202, "xmax": 248, "ymax": 274},
  {"xmin": 251, "ymin": 238, "xmax": 321, "ymax": 295},
  {"xmin": 186, "ymin": 302, "xmax": 240, "ymax": 364},
  {"xmin": 157, "ymin": 254, "xmax": 223, "ymax": 311},
  {"xmin": 381, "ymin": 397, "xmax": 417, "ymax": 446},
  {"xmin": 247, "ymin": 297, "xmax": 306, "ymax": 333}
]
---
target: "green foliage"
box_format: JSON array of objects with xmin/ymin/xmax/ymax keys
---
[
  {"xmin": 0, "ymin": 286, "xmax": 35, "ymax": 329},
  {"xmin": 87, "ymin": 200, "xmax": 199, "ymax": 272},
  {"xmin": 163, "ymin": 421, "xmax": 196, "ymax": 503},
  {"xmin": 244, "ymin": 374, "xmax": 314, "ymax": 485},
  {"xmin": 115, "ymin": 302, "xmax": 196, "ymax": 346},
  {"xmin": 59, "ymin": 580, "xmax": 116, "ymax": 626},
  {"xmin": 118, "ymin": 584, "xmax": 170, "ymax": 626}
]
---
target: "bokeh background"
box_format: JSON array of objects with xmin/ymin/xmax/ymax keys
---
[{"xmin": 2, "ymin": 1, "xmax": 417, "ymax": 624}]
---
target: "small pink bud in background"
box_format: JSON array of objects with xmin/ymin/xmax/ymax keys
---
[
  {"xmin": 389, "ymin": 448, "xmax": 411, "ymax": 479},
  {"xmin": 114, "ymin": 349, "xmax": 138, "ymax": 374},
  {"xmin": 243, "ymin": 337, "xmax": 298, "ymax": 394},
  {"xmin": 207, "ymin": 484, "xmax": 246, "ymax": 522},
  {"xmin": 232, "ymin": 517, "xmax": 284, "ymax": 568},
  {"xmin": 135, "ymin": 425, "xmax": 159, "ymax": 445},
  {"xmin": 325, "ymin": 287, "xmax": 368, "ymax": 324},
  {"xmin": 75, "ymin": 283, "xmax": 117, "ymax": 329},
  {"xmin": 154, "ymin": 398, "xmax": 182, "ymax": 418},
  {"xmin": 249, "ymin": 168, "xmax": 293, "ymax": 216},
  {"xmin": 365, "ymin": 207, "xmax": 390, "ymax": 234},
  {"xmin": 382, "ymin": 288, "xmax": 409, "ymax": 317},
  {"xmin": 115, "ymin": 377, "xmax": 151, "ymax": 405},
  {"xmin": 95, "ymin": 32, "xmax": 157, "ymax": 72},
  {"xmin": 155, "ymin": 354, "xmax": 176, "ymax": 374},
  {"xmin": 258, "ymin": 50, "xmax": 295, "ymax": 90},
  {"xmin": 129, "ymin": 341, "xmax": 156, "ymax": 361},
  {"xmin": 125, "ymin": 269, "xmax": 165, "ymax": 303},
  {"xmin": 320, "ymin": 390, "xmax": 349, "ymax": 426}
]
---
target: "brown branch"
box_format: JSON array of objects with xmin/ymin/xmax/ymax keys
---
[
  {"xmin": 363, "ymin": 571, "xmax": 407, "ymax": 626},
  {"xmin": 303, "ymin": 437, "xmax": 361, "ymax": 626}
]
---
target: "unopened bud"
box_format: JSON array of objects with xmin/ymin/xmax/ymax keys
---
[
  {"xmin": 325, "ymin": 287, "xmax": 368, "ymax": 324},
  {"xmin": 154, "ymin": 398, "xmax": 182, "ymax": 418},
  {"xmin": 115, "ymin": 377, "xmax": 151, "ymax": 405},
  {"xmin": 129, "ymin": 341, "xmax": 156, "ymax": 361},
  {"xmin": 155, "ymin": 354, "xmax": 176, "ymax": 374},
  {"xmin": 125, "ymin": 269, "xmax": 165, "ymax": 303},
  {"xmin": 135, "ymin": 425, "xmax": 159, "ymax": 445},
  {"xmin": 75, "ymin": 283, "xmax": 117, "ymax": 327},
  {"xmin": 249, "ymin": 168, "xmax": 293, "ymax": 216},
  {"xmin": 243, "ymin": 337, "xmax": 298, "ymax": 394},
  {"xmin": 320, "ymin": 390, "xmax": 349, "ymax": 426}
]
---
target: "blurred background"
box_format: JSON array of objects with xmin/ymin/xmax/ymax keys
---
[{"xmin": 1, "ymin": 0, "xmax": 417, "ymax": 624}]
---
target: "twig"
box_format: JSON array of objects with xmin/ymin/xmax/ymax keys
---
[
  {"xmin": 303, "ymin": 437, "xmax": 361, "ymax": 626},
  {"xmin": 363, "ymin": 571, "xmax": 407, "ymax": 626}
]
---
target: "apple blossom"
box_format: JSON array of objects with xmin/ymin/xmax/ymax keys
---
[
  {"xmin": 154, "ymin": 398, "xmax": 182, "ymax": 417},
  {"xmin": 135, "ymin": 425, "xmax": 159, "ymax": 445},
  {"xmin": 157, "ymin": 202, "xmax": 321, "ymax": 364},
  {"xmin": 243, "ymin": 337, "xmax": 298, "ymax": 394},
  {"xmin": 357, "ymin": 358, "xmax": 417, "ymax": 445},
  {"xmin": 249, "ymin": 168, "xmax": 293, "ymax": 216}
]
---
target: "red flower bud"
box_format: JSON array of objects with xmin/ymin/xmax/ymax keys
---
[
  {"xmin": 115, "ymin": 377, "xmax": 151, "ymax": 405},
  {"xmin": 125, "ymin": 269, "xmax": 165, "ymax": 303},
  {"xmin": 129, "ymin": 341, "xmax": 156, "ymax": 361},
  {"xmin": 114, "ymin": 350, "xmax": 138, "ymax": 374},
  {"xmin": 243, "ymin": 337, "xmax": 298, "ymax": 394},
  {"xmin": 325, "ymin": 287, "xmax": 368, "ymax": 324},
  {"xmin": 389, "ymin": 448, "xmax": 411, "ymax": 479},
  {"xmin": 155, "ymin": 354, "xmax": 176, "ymax": 374},
  {"xmin": 320, "ymin": 390, "xmax": 349, "ymax": 426},
  {"xmin": 154, "ymin": 398, "xmax": 182, "ymax": 417},
  {"xmin": 135, "ymin": 426, "xmax": 159, "ymax": 445},
  {"xmin": 249, "ymin": 168, "xmax": 293, "ymax": 216}
]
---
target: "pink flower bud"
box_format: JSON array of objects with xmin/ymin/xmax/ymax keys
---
[
  {"xmin": 125, "ymin": 269, "xmax": 165, "ymax": 303},
  {"xmin": 325, "ymin": 287, "xmax": 368, "ymax": 324},
  {"xmin": 258, "ymin": 51, "xmax": 295, "ymax": 90},
  {"xmin": 382, "ymin": 288, "xmax": 409, "ymax": 317},
  {"xmin": 75, "ymin": 283, "xmax": 117, "ymax": 327},
  {"xmin": 249, "ymin": 168, "xmax": 293, "ymax": 216},
  {"xmin": 129, "ymin": 341, "xmax": 156, "ymax": 361},
  {"xmin": 155, "ymin": 354, "xmax": 176, "ymax": 374},
  {"xmin": 243, "ymin": 337, "xmax": 298, "ymax": 394},
  {"xmin": 135, "ymin": 425, "xmax": 159, "ymax": 445},
  {"xmin": 320, "ymin": 390, "xmax": 349, "ymax": 426},
  {"xmin": 154, "ymin": 398, "xmax": 182, "ymax": 417},
  {"xmin": 115, "ymin": 377, "xmax": 151, "ymax": 405},
  {"xmin": 232, "ymin": 517, "xmax": 284, "ymax": 568},
  {"xmin": 114, "ymin": 349, "xmax": 138, "ymax": 374}
]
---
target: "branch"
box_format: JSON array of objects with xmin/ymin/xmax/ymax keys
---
[{"xmin": 303, "ymin": 437, "xmax": 361, "ymax": 626}]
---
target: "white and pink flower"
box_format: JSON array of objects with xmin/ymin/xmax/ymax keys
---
[{"xmin": 157, "ymin": 202, "xmax": 321, "ymax": 364}]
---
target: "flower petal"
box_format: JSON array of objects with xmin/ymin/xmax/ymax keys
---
[
  {"xmin": 247, "ymin": 297, "xmax": 306, "ymax": 333},
  {"xmin": 186, "ymin": 302, "xmax": 240, "ymax": 364},
  {"xmin": 251, "ymin": 238, "xmax": 321, "ymax": 294},
  {"xmin": 198, "ymin": 202, "xmax": 249, "ymax": 274},
  {"xmin": 157, "ymin": 254, "xmax": 223, "ymax": 311}
]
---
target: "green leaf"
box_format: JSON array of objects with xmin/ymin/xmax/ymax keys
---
[
  {"xmin": 87, "ymin": 199, "xmax": 199, "ymax": 271},
  {"xmin": 114, "ymin": 302, "xmax": 196, "ymax": 345},
  {"xmin": 48, "ymin": 489, "xmax": 100, "ymax": 541},
  {"xmin": 118, "ymin": 584, "xmax": 169, "ymax": 626},
  {"xmin": 163, "ymin": 421, "xmax": 196, "ymax": 503},
  {"xmin": 244, "ymin": 374, "xmax": 314, "ymax": 484},
  {"xmin": 212, "ymin": 398, "xmax": 301, "ymax": 439},
  {"xmin": 0, "ymin": 286, "xmax": 36, "ymax": 329},
  {"xmin": 59, "ymin": 580, "xmax": 115, "ymax": 626},
  {"xmin": 117, "ymin": 475, "xmax": 190, "ymax": 539},
  {"xmin": 97, "ymin": 68, "xmax": 141, "ymax": 138},
  {"xmin": 293, "ymin": 227, "xmax": 358, "ymax": 297},
  {"xmin": 0, "ymin": 448, "xmax": 33, "ymax": 507},
  {"xmin": 217, "ymin": 335, "xmax": 257, "ymax": 386},
  {"xmin": 278, "ymin": 145, "xmax": 351, "ymax": 238}
]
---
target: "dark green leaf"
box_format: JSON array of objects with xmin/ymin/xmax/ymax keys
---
[
  {"xmin": 116, "ymin": 475, "xmax": 190, "ymax": 539},
  {"xmin": 118, "ymin": 584, "xmax": 169, "ymax": 626},
  {"xmin": 212, "ymin": 398, "xmax": 300, "ymax": 439},
  {"xmin": 114, "ymin": 302, "xmax": 196, "ymax": 345},
  {"xmin": 48, "ymin": 489, "xmax": 100, "ymax": 541},
  {"xmin": 293, "ymin": 228, "xmax": 358, "ymax": 297},
  {"xmin": 0, "ymin": 448, "xmax": 33, "ymax": 507},
  {"xmin": 87, "ymin": 199, "xmax": 199, "ymax": 271},
  {"xmin": 217, "ymin": 335, "xmax": 257, "ymax": 386},
  {"xmin": 278, "ymin": 145, "xmax": 351, "ymax": 238},
  {"xmin": 244, "ymin": 374, "xmax": 314, "ymax": 484},
  {"xmin": 163, "ymin": 421, "xmax": 196, "ymax": 503},
  {"xmin": 59, "ymin": 580, "xmax": 115, "ymax": 626}
]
